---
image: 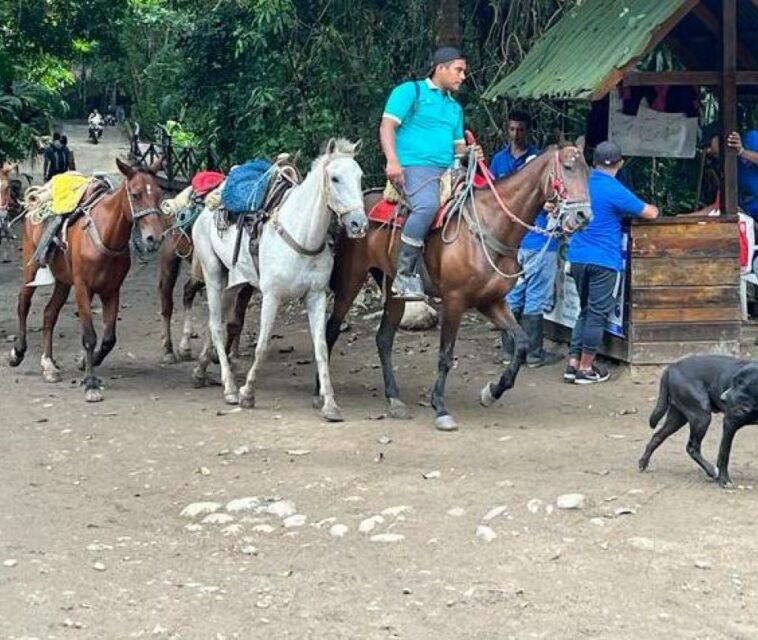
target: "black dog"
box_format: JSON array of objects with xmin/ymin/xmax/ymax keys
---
[{"xmin": 639, "ymin": 355, "xmax": 758, "ymax": 488}]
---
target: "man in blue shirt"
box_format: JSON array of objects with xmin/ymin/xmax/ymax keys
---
[
  {"xmin": 566, "ymin": 141, "xmax": 658, "ymax": 384},
  {"xmin": 490, "ymin": 112, "xmax": 561, "ymax": 368},
  {"xmin": 380, "ymin": 47, "xmax": 468, "ymax": 300}
]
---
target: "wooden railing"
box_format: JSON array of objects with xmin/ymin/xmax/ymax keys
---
[{"xmin": 129, "ymin": 124, "xmax": 231, "ymax": 192}]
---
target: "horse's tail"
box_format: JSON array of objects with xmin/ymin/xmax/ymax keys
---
[
  {"xmin": 190, "ymin": 253, "xmax": 204, "ymax": 283},
  {"xmin": 649, "ymin": 368, "xmax": 671, "ymax": 429}
]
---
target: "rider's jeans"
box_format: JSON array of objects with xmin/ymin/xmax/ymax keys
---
[
  {"xmin": 506, "ymin": 247, "xmax": 559, "ymax": 315},
  {"xmin": 401, "ymin": 166, "xmax": 445, "ymax": 247}
]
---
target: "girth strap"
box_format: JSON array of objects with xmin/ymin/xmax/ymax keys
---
[{"xmin": 270, "ymin": 212, "xmax": 325, "ymax": 256}]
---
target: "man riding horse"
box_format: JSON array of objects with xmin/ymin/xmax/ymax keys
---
[{"xmin": 379, "ymin": 46, "xmax": 482, "ymax": 300}]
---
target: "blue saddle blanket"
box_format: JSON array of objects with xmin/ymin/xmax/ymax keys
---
[{"xmin": 221, "ymin": 159, "xmax": 272, "ymax": 213}]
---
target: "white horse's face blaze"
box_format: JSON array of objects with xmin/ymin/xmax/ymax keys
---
[
  {"xmin": 325, "ymin": 155, "xmax": 368, "ymax": 239},
  {"xmin": 553, "ymin": 146, "xmax": 592, "ymax": 233}
]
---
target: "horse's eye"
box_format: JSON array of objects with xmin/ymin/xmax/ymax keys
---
[{"xmin": 331, "ymin": 176, "xmax": 339, "ymax": 183}]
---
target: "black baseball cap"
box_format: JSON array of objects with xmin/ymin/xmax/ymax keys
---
[
  {"xmin": 594, "ymin": 141, "xmax": 623, "ymax": 166},
  {"xmin": 429, "ymin": 47, "xmax": 464, "ymax": 75}
]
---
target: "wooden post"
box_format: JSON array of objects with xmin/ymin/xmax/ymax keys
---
[{"xmin": 720, "ymin": 0, "xmax": 738, "ymax": 216}]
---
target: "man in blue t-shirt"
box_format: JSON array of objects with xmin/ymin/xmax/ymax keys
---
[
  {"xmin": 380, "ymin": 47, "xmax": 471, "ymax": 301},
  {"xmin": 566, "ymin": 141, "xmax": 658, "ymax": 384},
  {"xmin": 489, "ymin": 112, "xmax": 561, "ymax": 368},
  {"xmin": 702, "ymin": 126, "xmax": 758, "ymax": 220}
]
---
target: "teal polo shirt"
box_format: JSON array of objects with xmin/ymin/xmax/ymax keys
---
[{"xmin": 383, "ymin": 78, "xmax": 464, "ymax": 169}]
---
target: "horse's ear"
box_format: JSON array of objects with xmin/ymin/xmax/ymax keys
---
[
  {"xmin": 351, "ymin": 139, "xmax": 363, "ymax": 156},
  {"xmin": 576, "ymin": 135, "xmax": 586, "ymax": 154},
  {"xmin": 116, "ymin": 158, "xmax": 134, "ymax": 179},
  {"xmin": 326, "ymin": 138, "xmax": 338, "ymax": 155},
  {"xmin": 148, "ymin": 156, "xmax": 164, "ymax": 174},
  {"xmin": 2, "ymin": 162, "xmax": 18, "ymax": 173}
]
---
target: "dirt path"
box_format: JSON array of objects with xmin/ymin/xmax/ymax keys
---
[{"xmin": 1, "ymin": 127, "xmax": 758, "ymax": 639}]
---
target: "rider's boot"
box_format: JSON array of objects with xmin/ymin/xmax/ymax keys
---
[{"xmin": 391, "ymin": 238, "xmax": 427, "ymax": 302}]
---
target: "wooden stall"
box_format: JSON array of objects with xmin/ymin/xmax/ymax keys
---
[
  {"xmin": 485, "ymin": 0, "xmax": 757, "ymax": 368},
  {"xmin": 545, "ymin": 216, "xmax": 742, "ymax": 367}
]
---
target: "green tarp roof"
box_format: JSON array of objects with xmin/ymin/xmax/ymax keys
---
[{"xmin": 484, "ymin": 0, "xmax": 691, "ymax": 101}]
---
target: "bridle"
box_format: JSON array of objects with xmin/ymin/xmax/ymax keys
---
[{"xmin": 125, "ymin": 178, "xmax": 162, "ymax": 255}]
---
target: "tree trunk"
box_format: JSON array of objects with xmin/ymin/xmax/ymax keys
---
[{"xmin": 435, "ymin": 0, "xmax": 461, "ymax": 47}]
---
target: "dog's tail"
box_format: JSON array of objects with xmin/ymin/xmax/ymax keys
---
[{"xmin": 649, "ymin": 368, "xmax": 671, "ymax": 429}]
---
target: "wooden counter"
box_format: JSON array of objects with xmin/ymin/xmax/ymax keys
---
[{"xmin": 545, "ymin": 215, "xmax": 741, "ymax": 365}]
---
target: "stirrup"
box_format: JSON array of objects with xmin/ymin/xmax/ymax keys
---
[{"xmin": 27, "ymin": 266, "xmax": 56, "ymax": 287}]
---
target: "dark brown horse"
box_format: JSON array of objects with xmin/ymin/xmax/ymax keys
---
[
  {"xmin": 9, "ymin": 158, "xmax": 165, "ymax": 402},
  {"xmin": 158, "ymin": 225, "xmax": 253, "ymax": 363},
  {"xmin": 323, "ymin": 145, "xmax": 591, "ymax": 430}
]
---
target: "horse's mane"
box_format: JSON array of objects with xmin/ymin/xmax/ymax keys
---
[{"xmin": 310, "ymin": 138, "xmax": 359, "ymax": 170}]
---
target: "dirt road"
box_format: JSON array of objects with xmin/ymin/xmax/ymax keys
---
[{"xmin": 1, "ymin": 125, "xmax": 758, "ymax": 639}]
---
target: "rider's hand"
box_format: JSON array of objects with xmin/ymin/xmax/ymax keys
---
[
  {"xmin": 728, "ymin": 131, "xmax": 744, "ymax": 156},
  {"xmin": 385, "ymin": 159, "xmax": 404, "ymax": 187},
  {"xmin": 470, "ymin": 144, "xmax": 484, "ymax": 163},
  {"xmin": 544, "ymin": 201, "xmax": 557, "ymax": 216}
]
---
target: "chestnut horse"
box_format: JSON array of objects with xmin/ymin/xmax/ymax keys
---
[
  {"xmin": 324, "ymin": 145, "xmax": 591, "ymax": 430},
  {"xmin": 157, "ymin": 226, "xmax": 253, "ymax": 364},
  {"xmin": 0, "ymin": 162, "xmax": 21, "ymax": 263},
  {"xmin": 9, "ymin": 159, "xmax": 165, "ymax": 402}
]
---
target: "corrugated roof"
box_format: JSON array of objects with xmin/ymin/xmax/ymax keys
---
[{"xmin": 484, "ymin": 0, "xmax": 692, "ymax": 101}]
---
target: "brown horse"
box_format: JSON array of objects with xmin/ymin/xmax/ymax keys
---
[
  {"xmin": 158, "ymin": 226, "xmax": 253, "ymax": 363},
  {"xmin": 0, "ymin": 162, "xmax": 21, "ymax": 263},
  {"xmin": 323, "ymin": 145, "xmax": 591, "ymax": 430},
  {"xmin": 9, "ymin": 158, "xmax": 165, "ymax": 402}
]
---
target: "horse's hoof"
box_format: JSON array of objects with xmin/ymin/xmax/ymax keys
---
[
  {"xmin": 42, "ymin": 369, "xmax": 62, "ymax": 383},
  {"xmin": 239, "ymin": 392, "xmax": 255, "ymax": 409},
  {"xmin": 312, "ymin": 396, "xmax": 324, "ymax": 410},
  {"xmin": 387, "ymin": 398, "xmax": 409, "ymax": 420},
  {"xmin": 162, "ymin": 351, "xmax": 178, "ymax": 365},
  {"xmin": 85, "ymin": 388, "xmax": 104, "ymax": 403},
  {"xmin": 638, "ymin": 458, "xmax": 648, "ymax": 472},
  {"xmin": 718, "ymin": 475, "xmax": 734, "ymax": 490},
  {"xmin": 480, "ymin": 383, "xmax": 496, "ymax": 408},
  {"xmin": 322, "ymin": 405, "xmax": 344, "ymax": 423},
  {"xmin": 224, "ymin": 392, "xmax": 239, "ymax": 405},
  {"xmin": 8, "ymin": 348, "xmax": 23, "ymax": 367},
  {"xmin": 434, "ymin": 414, "xmax": 458, "ymax": 432},
  {"xmin": 191, "ymin": 370, "xmax": 208, "ymax": 388}
]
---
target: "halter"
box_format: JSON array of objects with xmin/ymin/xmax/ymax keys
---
[
  {"xmin": 125, "ymin": 182, "xmax": 162, "ymax": 256},
  {"xmin": 273, "ymin": 154, "xmax": 364, "ymax": 256}
]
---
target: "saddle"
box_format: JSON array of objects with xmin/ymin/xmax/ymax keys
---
[{"xmin": 212, "ymin": 155, "xmax": 301, "ymax": 267}]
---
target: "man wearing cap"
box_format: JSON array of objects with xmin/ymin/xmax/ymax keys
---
[
  {"xmin": 489, "ymin": 111, "xmax": 561, "ymax": 368},
  {"xmin": 565, "ymin": 141, "xmax": 658, "ymax": 384},
  {"xmin": 379, "ymin": 46, "xmax": 470, "ymax": 300}
]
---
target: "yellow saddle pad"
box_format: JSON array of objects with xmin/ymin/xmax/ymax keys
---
[{"xmin": 49, "ymin": 172, "xmax": 91, "ymax": 215}]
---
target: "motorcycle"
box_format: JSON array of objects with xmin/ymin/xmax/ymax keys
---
[
  {"xmin": 104, "ymin": 113, "xmax": 117, "ymax": 126},
  {"xmin": 89, "ymin": 121, "xmax": 104, "ymax": 144}
]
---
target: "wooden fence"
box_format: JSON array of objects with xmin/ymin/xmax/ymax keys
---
[{"xmin": 129, "ymin": 125, "xmax": 230, "ymax": 192}]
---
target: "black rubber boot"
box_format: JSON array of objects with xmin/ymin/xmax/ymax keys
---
[
  {"xmin": 523, "ymin": 313, "xmax": 562, "ymax": 368},
  {"xmin": 392, "ymin": 240, "xmax": 426, "ymax": 301},
  {"xmin": 32, "ymin": 216, "xmax": 64, "ymax": 267},
  {"xmin": 500, "ymin": 310, "xmax": 522, "ymax": 363}
]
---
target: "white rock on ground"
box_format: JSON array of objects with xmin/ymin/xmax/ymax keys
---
[
  {"xmin": 381, "ymin": 505, "xmax": 413, "ymax": 517},
  {"xmin": 3, "ymin": 559, "xmax": 18, "ymax": 568},
  {"xmin": 556, "ymin": 494, "xmax": 586, "ymax": 510},
  {"xmin": 370, "ymin": 533, "xmax": 405, "ymax": 543},
  {"xmin": 527, "ymin": 498, "xmax": 543, "ymax": 514},
  {"xmin": 283, "ymin": 514, "xmax": 307, "ymax": 528},
  {"xmin": 329, "ymin": 524, "xmax": 349, "ymax": 538},
  {"xmin": 266, "ymin": 500, "xmax": 297, "ymax": 518},
  {"xmin": 252, "ymin": 524, "xmax": 276, "ymax": 534},
  {"xmin": 447, "ymin": 507, "xmax": 466, "ymax": 517},
  {"xmin": 476, "ymin": 526, "xmax": 497, "ymax": 543},
  {"xmin": 225, "ymin": 497, "xmax": 261, "ymax": 513},
  {"xmin": 482, "ymin": 505, "xmax": 508, "ymax": 521},
  {"xmin": 358, "ymin": 515, "xmax": 385, "ymax": 533},
  {"xmin": 180, "ymin": 502, "xmax": 223, "ymax": 518},
  {"xmin": 201, "ymin": 513, "xmax": 235, "ymax": 525}
]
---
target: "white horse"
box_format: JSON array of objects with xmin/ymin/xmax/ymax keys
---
[{"xmin": 191, "ymin": 139, "xmax": 368, "ymax": 421}]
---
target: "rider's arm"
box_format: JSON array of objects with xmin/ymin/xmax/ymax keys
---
[{"xmin": 381, "ymin": 82, "xmax": 416, "ymax": 186}]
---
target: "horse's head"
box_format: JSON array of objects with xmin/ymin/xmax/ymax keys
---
[
  {"xmin": 0, "ymin": 162, "xmax": 17, "ymax": 219},
  {"xmin": 322, "ymin": 138, "xmax": 368, "ymax": 239},
  {"xmin": 117, "ymin": 157, "xmax": 164, "ymax": 253},
  {"xmin": 545, "ymin": 142, "xmax": 592, "ymax": 233}
]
